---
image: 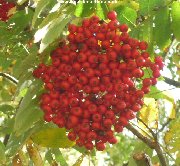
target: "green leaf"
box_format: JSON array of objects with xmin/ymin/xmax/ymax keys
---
[
  {"xmin": 96, "ymin": 3, "xmax": 109, "ymax": 19},
  {"xmin": 74, "ymin": 1, "xmax": 95, "ymax": 17},
  {"xmin": 14, "ymin": 106, "xmax": 43, "ymax": 136},
  {"xmin": 51, "ymin": 149, "xmax": 68, "ymax": 166},
  {"xmin": 13, "ymin": 80, "xmax": 43, "ymax": 135},
  {"xmin": 0, "ymin": 141, "xmax": 6, "ymax": 164},
  {"xmin": 154, "ymin": 7, "xmax": 171, "ymax": 49},
  {"xmin": 6, "ymin": 121, "xmax": 45, "ymax": 157},
  {"xmin": 0, "ymin": 104, "xmax": 14, "ymax": 113},
  {"xmin": 171, "ymin": 1, "xmax": 180, "ymax": 41},
  {"xmin": 115, "ymin": 6, "xmax": 137, "ymax": 28},
  {"xmin": 40, "ymin": 15, "xmax": 72, "ymax": 53},
  {"xmin": 45, "ymin": 150, "xmax": 53, "ymax": 164},
  {"xmin": 139, "ymin": 18, "xmax": 154, "ymax": 55},
  {"xmin": 7, "ymin": 8, "xmax": 34, "ymax": 32},
  {"xmin": 139, "ymin": 0, "xmax": 165, "ymax": 15},
  {"xmin": 31, "ymin": 128, "xmax": 75, "ymax": 148},
  {"xmin": 32, "ymin": 0, "xmax": 51, "ymax": 28}
]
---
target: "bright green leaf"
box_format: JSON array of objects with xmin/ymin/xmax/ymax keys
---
[
  {"xmin": 74, "ymin": 1, "xmax": 95, "ymax": 17},
  {"xmin": 171, "ymin": 1, "xmax": 180, "ymax": 41},
  {"xmin": 96, "ymin": 3, "xmax": 109, "ymax": 19},
  {"xmin": 31, "ymin": 128, "xmax": 75, "ymax": 148},
  {"xmin": 139, "ymin": 0, "xmax": 165, "ymax": 16},
  {"xmin": 154, "ymin": 7, "xmax": 171, "ymax": 49},
  {"xmin": 115, "ymin": 6, "xmax": 137, "ymax": 28}
]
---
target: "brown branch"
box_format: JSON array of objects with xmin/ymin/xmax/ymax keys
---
[
  {"xmin": 0, "ymin": 72, "xmax": 18, "ymax": 84},
  {"xmin": 158, "ymin": 119, "xmax": 172, "ymax": 133},
  {"xmin": 133, "ymin": 152, "xmax": 152, "ymax": 166},
  {"xmin": 163, "ymin": 77, "xmax": 180, "ymax": 88},
  {"xmin": 12, "ymin": 153, "xmax": 22, "ymax": 166},
  {"xmin": 26, "ymin": 139, "xmax": 43, "ymax": 166},
  {"xmin": 126, "ymin": 124, "xmax": 167, "ymax": 166}
]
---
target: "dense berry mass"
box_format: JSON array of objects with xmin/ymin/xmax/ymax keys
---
[
  {"xmin": 33, "ymin": 11, "xmax": 163, "ymax": 151},
  {"xmin": 0, "ymin": 0, "xmax": 15, "ymax": 21}
]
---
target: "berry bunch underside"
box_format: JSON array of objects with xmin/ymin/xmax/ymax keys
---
[{"xmin": 33, "ymin": 11, "xmax": 163, "ymax": 151}]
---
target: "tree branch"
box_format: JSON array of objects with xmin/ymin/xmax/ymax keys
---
[
  {"xmin": 0, "ymin": 72, "xmax": 18, "ymax": 84},
  {"xmin": 163, "ymin": 76, "xmax": 180, "ymax": 87},
  {"xmin": 126, "ymin": 124, "xmax": 167, "ymax": 166}
]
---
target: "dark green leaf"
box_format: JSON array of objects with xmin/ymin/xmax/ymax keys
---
[
  {"xmin": 8, "ymin": 8, "xmax": 34, "ymax": 32},
  {"xmin": 171, "ymin": 1, "xmax": 180, "ymax": 40},
  {"xmin": 0, "ymin": 141, "xmax": 6, "ymax": 164},
  {"xmin": 154, "ymin": 7, "xmax": 171, "ymax": 49},
  {"xmin": 0, "ymin": 104, "xmax": 14, "ymax": 113}
]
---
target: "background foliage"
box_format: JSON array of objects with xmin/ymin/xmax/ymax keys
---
[{"xmin": 0, "ymin": 0, "xmax": 180, "ymax": 165}]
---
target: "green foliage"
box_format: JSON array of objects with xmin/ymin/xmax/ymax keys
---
[
  {"xmin": 0, "ymin": 0, "xmax": 179, "ymax": 165},
  {"xmin": 39, "ymin": 15, "xmax": 72, "ymax": 52},
  {"xmin": 154, "ymin": 7, "xmax": 171, "ymax": 49},
  {"xmin": 31, "ymin": 128, "xmax": 75, "ymax": 148},
  {"xmin": 0, "ymin": 141, "xmax": 6, "ymax": 164},
  {"xmin": 171, "ymin": 1, "xmax": 180, "ymax": 41},
  {"xmin": 115, "ymin": 6, "xmax": 137, "ymax": 28}
]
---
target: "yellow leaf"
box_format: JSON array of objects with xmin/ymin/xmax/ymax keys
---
[
  {"xmin": 139, "ymin": 97, "xmax": 159, "ymax": 131},
  {"xmin": 163, "ymin": 92, "xmax": 176, "ymax": 119},
  {"xmin": 72, "ymin": 154, "xmax": 84, "ymax": 166},
  {"xmin": 7, "ymin": 7, "xmax": 16, "ymax": 17},
  {"xmin": 164, "ymin": 118, "xmax": 180, "ymax": 153},
  {"xmin": 31, "ymin": 128, "xmax": 75, "ymax": 148}
]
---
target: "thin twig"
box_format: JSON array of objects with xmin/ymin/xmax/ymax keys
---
[
  {"xmin": 137, "ymin": 117, "xmax": 157, "ymax": 139},
  {"xmin": 158, "ymin": 119, "xmax": 172, "ymax": 133},
  {"xmin": 0, "ymin": 72, "xmax": 18, "ymax": 84},
  {"xmin": 163, "ymin": 77, "xmax": 180, "ymax": 88},
  {"xmin": 126, "ymin": 124, "xmax": 168, "ymax": 166},
  {"xmin": 130, "ymin": 122, "xmax": 154, "ymax": 140}
]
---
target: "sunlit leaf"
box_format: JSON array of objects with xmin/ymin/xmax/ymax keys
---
[
  {"xmin": 40, "ymin": 15, "xmax": 72, "ymax": 53},
  {"xmin": 31, "ymin": 128, "xmax": 75, "ymax": 148},
  {"xmin": 115, "ymin": 6, "xmax": 137, "ymax": 28},
  {"xmin": 32, "ymin": 0, "xmax": 51, "ymax": 28},
  {"xmin": 171, "ymin": 1, "xmax": 180, "ymax": 41},
  {"xmin": 164, "ymin": 118, "xmax": 180, "ymax": 153},
  {"xmin": 154, "ymin": 7, "xmax": 171, "ymax": 49},
  {"xmin": 139, "ymin": 0, "xmax": 165, "ymax": 16},
  {"xmin": 139, "ymin": 97, "xmax": 158, "ymax": 131}
]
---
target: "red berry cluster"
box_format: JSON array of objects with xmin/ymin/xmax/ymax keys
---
[
  {"xmin": 0, "ymin": 0, "xmax": 15, "ymax": 22},
  {"xmin": 33, "ymin": 11, "xmax": 163, "ymax": 151}
]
